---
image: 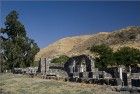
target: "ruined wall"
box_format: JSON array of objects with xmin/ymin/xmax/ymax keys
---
[
  {"xmin": 40, "ymin": 58, "xmax": 68, "ymax": 78},
  {"xmin": 64, "ymin": 55, "xmax": 99, "ymax": 79}
]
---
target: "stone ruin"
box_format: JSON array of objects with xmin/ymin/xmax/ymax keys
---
[
  {"xmin": 39, "ymin": 54, "xmax": 140, "ymax": 88},
  {"xmin": 13, "ymin": 54, "xmax": 140, "ymax": 89},
  {"xmin": 13, "ymin": 67, "xmax": 38, "ymax": 75},
  {"xmin": 38, "ymin": 58, "xmax": 68, "ymax": 79},
  {"xmin": 64, "ymin": 55, "xmax": 99, "ymax": 79}
]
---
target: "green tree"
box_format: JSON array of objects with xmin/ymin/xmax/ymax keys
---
[
  {"xmin": 0, "ymin": 10, "xmax": 39, "ymax": 70},
  {"xmin": 90, "ymin": 44, "xmax": 114, "ymax": 69},
  {"xmin": 51, "ymin": 55, "xmax": 69, "ymax": 64},
  {"xmin": 114, "ymin": 47, "xmax": 140, "ymax": 68}
]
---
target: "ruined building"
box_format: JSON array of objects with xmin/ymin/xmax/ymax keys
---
[
  {"xmin": 64, "ymin": 55, "xmax": 99, "ymax": 80},
  {"xmin": 38, "ymin": 54, "xmax": 140, "ymax": 87},
  {"xmin": 13, "ymin": 54, "xmax": 140, "ymax": 88}
]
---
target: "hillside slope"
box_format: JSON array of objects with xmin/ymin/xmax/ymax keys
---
[{"xmin": 35, "ymin": 26, "xmax": 140, "ymax": 60}]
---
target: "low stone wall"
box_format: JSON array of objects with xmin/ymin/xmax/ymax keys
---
[
  {"xmin": 49, "ymin": 63, "xmax": 64, "ymax": 67},
  {"xmin": 131, "ymin": 73, "xmax": 140, "ymax": 79},
  {"xmin": 45, "ymin": 69, "xmax": 68, "ymax": 78},
  {"xmin": 13, "ymin": 67, "xmax": 38, "ymax": 74}
]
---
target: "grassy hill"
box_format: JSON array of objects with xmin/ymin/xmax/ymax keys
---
[{"xmin": 35, "ymin": 26, "xmax": 140, "ymax": 60}]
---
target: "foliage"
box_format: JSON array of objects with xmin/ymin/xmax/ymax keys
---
[
  {"xmin": 90, "ymin": 44, "xmax": 114, "ymax": 68},
  {"xmin": 51, "ymin": 55, "xmax": 69, "ymax": 64},
  {"xmin": 0, "ymin": 10, "xmax": 40, "ymax": 70},
  {"xmin": 90, "ymin": 45, "xmax": 140, "ymax": 68},
  {"xmin": 114, "ymin": 47, "xmax": 140, "ymax": 66}
]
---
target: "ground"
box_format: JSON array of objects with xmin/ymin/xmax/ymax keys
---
[{"xmin": 0, "ymin": 73, "xmax": 121, "ymax": 94}]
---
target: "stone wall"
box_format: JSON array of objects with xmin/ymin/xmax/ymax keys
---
[
  {"xmin": 39, "ymin": 58, "xmax": 67, "ymax": 78},
  {"xmin": 39, "ymin": 56, "xmax": 140, "ymax": 87}
]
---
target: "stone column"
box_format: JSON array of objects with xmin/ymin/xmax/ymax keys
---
[
  {"xmin": 69, "ymin": 66, "xmax": 73, "ymax": 73},
  {"xmin": 80, "ymin": 65, "xmax": 84, "ymax": 72},
  {"xmin": 73, "ymin": 60, "xmax": 76, "ymax": 72},
  {"xmin": 119, "ymin": 66, "xmax": 123, "ymax": 80},
  {"xmin": 119, "ymin": 66, "xmax": 123, "ymax": 86},
  {"xmin": 91, "ymin": 59, "xmax": 95, "ymax": 72},
  {"xmin": 127, "ymin": 73, "xmax": 132, "ymax": 88},
  {"xmin": 40, "ymin": 58, "xmax": 44, "ymax": 73},
  {"xmin": 37, "ymin": 58, "xmax": 41, "ymax": 72},
  {"xmin": 44, "ymin": 58, "xmax": 46, "ymax": 73}
]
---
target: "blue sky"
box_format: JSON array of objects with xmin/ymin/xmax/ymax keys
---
[{"xmin": 1, "ymin": 1, "xmax": 140, "ymax": 48}]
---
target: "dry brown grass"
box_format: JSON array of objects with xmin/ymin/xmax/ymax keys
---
[
  {"xmin": 35, "ymin": 26, "xmax": 140, "ymax": 60},
  {"xmin": 0, "ymin": 73, "xmax": 120, "ymax": 94}
]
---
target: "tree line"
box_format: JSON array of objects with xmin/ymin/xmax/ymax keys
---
[{"xmin": 90, "ymin": 44, "xmax": 140, "ymax": 69}]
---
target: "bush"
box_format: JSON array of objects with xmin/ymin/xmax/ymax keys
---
[
  {"xmin": 90, "ymin": 44, "xmax": 114, "ymax": 68},
  {"xmin": 51, "ymin": 55, "xmax": 69, "ymax": 64},
  {"xmin": 114, "ymin": 47, "xmax": 140, "ymax": 66}
]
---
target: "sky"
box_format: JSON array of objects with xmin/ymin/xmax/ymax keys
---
[{"xmin": 1, "ymin": 1, "xmax": 140, "ymax": 48}]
